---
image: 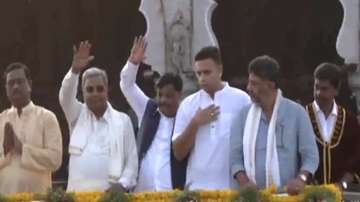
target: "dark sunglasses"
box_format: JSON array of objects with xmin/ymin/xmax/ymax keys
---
[{"xmin": 85, "ymin": 85, "xmax": 105, "ymax": 93}]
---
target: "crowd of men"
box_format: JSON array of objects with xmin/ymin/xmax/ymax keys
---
[{"xmin": 0, "ymin": 36, "xmax": 359, "ymax": 195}]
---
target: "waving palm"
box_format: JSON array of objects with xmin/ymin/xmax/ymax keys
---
[
  {"xmin": 129, "ymin": 36, "xmax": 147, "ymax": 65},
  {"xmin": 72, "ymin": 41, "xmax": 95, "ymax": 73}
]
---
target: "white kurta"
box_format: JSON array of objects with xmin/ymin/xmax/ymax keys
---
[
  {"xmin": 60, "ymin": 69, "xmax": 138, "ymax": 192},
  {"xmin": 67, "ymin": 110, "xmax": 112, "ymax": 191},
  {"xmin": 134, "ymin": 113, "xmax": 173, "ymax": 192},
  {"xmin": 172, "ymin": 84, "xmax": 250, "ymax": 190},
  {"xmin": 120, "ymin": 62, "xmax": 173, "ymax": 192}
]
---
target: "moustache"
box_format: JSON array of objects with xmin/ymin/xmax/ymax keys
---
[
  {"xmin": 11, "ymin": 90, "xmax": 22, "ymax": 95},
  {"xmin": 158, "ymin": 102, "xmax": 170, "ymax": 108}
]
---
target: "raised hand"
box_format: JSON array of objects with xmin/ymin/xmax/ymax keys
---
[
  {"xmin": 71, "ymin": 41, "xmax": 95, "ymax": 74},
  {"xmin": 193, "ymin": 104, "xmax": 220, "ymax": 126},
  {"xmin": 128, "ymin": 36, "xmax": 147, "ymax": 65}
]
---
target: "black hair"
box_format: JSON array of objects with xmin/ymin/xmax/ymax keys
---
[
  {"xmin": 156, "ymin": 73, "xmax": 183, "ymax": 92},
  {"xmin": 314, "ymin": 62, "xmax": 341, "ymax": 89},
  {"xmin": 248, "ymin": 55, "xmax": 280, "ymax": 88},
  {"xmin": 3, "ymin": 62, "xmax": 31, "ymax": 81},
  {"xmin": 194, "ymin": 46, "xmax": 222, "ymax": 65}
]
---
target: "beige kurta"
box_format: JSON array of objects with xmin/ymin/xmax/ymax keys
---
[{"xmin": 0, "ymin": 102, "xmax": 63, "ymax": 194}]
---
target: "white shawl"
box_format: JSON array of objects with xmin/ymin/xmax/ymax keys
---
[
  {"xmin": 69, "ymin": 103, "xmax": 125, "ymax": 183},
  {"xmin": 243, "ymin": 89, "xmax": 282, "ymax": 188}
]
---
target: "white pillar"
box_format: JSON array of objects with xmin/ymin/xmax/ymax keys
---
[
  {"xmin": 336, "ymin": 0, "xmax": 360, "ymax": 115},
  {"xmin": 336, "ymin": 0, "xmax": 359, "ymax": 64},
  {"xmin": 139, "ymin": 0, "xmax": 218, "ymax": 95}
]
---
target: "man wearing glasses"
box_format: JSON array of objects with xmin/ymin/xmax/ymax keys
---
[{"xmin": 59, "ymin": 41, "xmax": 138, "ymax": 192}]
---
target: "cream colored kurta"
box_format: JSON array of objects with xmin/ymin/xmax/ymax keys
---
[{"xmin": 0, "ymin": 102, "xmax": 63, "ymax": 194}]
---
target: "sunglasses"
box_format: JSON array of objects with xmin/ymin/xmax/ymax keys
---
[{"xmin": 85, "ymin": 85, "xmax": 105, "ymax": 93}]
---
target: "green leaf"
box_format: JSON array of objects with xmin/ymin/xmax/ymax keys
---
[
  {"xmin": 98, "ymin": 191, "xmax": 129, "ymax": 202},
  {"xmin": 231, "ymin": 187, "xmax": 270, "ymax": 202},
  {"xmin": 35, "ymin": 188, "xmax": 76, "ymax": 202},
  {"xmin": 173, "ymin": 191, "xmax": 201, "ymax": 202}
]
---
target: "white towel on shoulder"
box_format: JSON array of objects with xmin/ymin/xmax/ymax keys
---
[
  {"xmin": 243, "ymin": 89, "xmax": 282, "ymax": 188},
  {"xmin": 69, "ymin": 102, "xmax": 125, "ymax": 183}
]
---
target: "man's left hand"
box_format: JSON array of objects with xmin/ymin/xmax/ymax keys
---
[
  {"xmin": 13, "ymin": 132, "xmax": 22, "ymax": 155},
  {"xmin": 6, "ymin": 123, "xmax": 23, "ymax": 155},
  {"xmin": 4, "ymin": 122, "xmax": 22, "ymax": 155},
  {"xmin": 3, "ymin": 122, "xmax": 15, "ymax": 155},
  {"xmin": 107, "ymin": 183, "xmax": 127, "ymax": 193},
  {"xmin": 286, "ymin": 178, "xmax": 305, "ymax": 195}
]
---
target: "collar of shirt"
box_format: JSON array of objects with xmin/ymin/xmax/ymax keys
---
[
  {"xmin": 85, "ymin": 104, "xmax": 112, "ymax": 124},
  {"xmin": 199, "ymin": 82, "xmax": 230, "ymax": 99},
  {"xmin": 156, "ymin": 108, "xmax": 176, "ymax": 121},
  {"xmin": 313, "ymin": 100, "xmax": 338, "ymax": 118},
  {"xmin": 10, "ymin": 101, "xmax": 34, "ymax": 117}
]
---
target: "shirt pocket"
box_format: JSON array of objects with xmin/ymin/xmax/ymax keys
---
[{"xmin": 276, "ymin": 124, "xmax": 288, "ymax": 150}]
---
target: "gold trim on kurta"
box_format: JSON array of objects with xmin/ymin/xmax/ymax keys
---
[{"xmin": 306, "ymin": 104, "xmax": 346, "ymax": 184}]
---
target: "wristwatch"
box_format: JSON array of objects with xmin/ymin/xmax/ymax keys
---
[
  {"xmin": 341, "ymin": 181, "xmax": 348, "ymax": 190},
  {"xmin": 298, "ymin": 174, "xmax": 308, "ymax": 183}
]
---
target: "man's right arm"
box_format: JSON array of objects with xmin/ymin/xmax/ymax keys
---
[
  {"xmin": 172, "ymin": 116, "xmax": 200, "ymax": 161},
  {"xmin": 59, "ymin": 41, "xmax": 93, "ymax": 126},
  {"xmin": 120, "ymin": 61, "xmax": 149, "ymax": 122},
  {"xmin": 0, "ymin": 113, "xmax": 12, "ymax": 169},
  {"xmin": 172, "ymin": 103, "xmax": 220, "ymax": 161},
  {"xmin": 120, "ymin": 36, "xmax": 150, "ymax": 123},
  {"xmin": 59, "ymin": 70, "xmax": 82, "ymax": 126},
  {"xmin": 230, "ymin": 108, "xmax": 255, "ymax": 187}
]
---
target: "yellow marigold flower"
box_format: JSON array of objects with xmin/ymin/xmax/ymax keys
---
[{"xmin": 4, "ymin": 184, "xmax": 342, "ymax": 202}]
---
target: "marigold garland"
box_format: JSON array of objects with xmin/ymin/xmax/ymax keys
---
[{"xmin": 4, "ymin": 184, "xmax": 342, "ymax": 202}]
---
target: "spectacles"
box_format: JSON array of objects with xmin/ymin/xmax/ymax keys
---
[{"xmin": 85, "ymin": 85, "xmax": 105, "ymax": 93}]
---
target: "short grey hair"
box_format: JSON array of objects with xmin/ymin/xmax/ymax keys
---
[{"xmin": 81, "ymin": 67, "xmax": 108, "ymax": 88}]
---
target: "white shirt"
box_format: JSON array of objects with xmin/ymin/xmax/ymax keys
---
[
  {"xmin": 60, "ymin": 70, "xmax": 138, "ymax": 191},
  {"xmin": 67, "ymin": 109, "xmax": 112, "ymax": 191},
  {"xmin": 313, "ymin": 100, "xmax": 338, "ymax": 143},
  {"xmin": 120, "ymin": 62, "xmax": 173, "ymax": 192},
  {"xmin": 172, "ymin": 84, "xmax": 250, "ymax": 190}
]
